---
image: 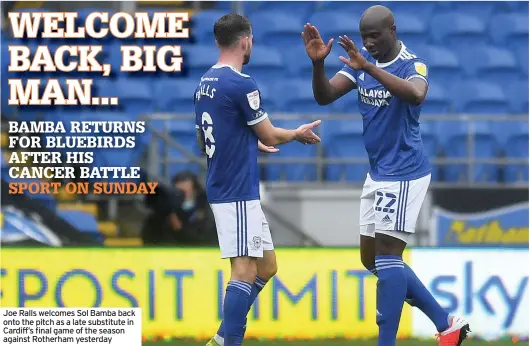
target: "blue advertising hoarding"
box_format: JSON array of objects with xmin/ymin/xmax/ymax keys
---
[{"xmin": 432, "ymin": 202, "xmax": 529, "ymax": 247}]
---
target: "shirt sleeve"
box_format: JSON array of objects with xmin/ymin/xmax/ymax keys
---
[
  {"xmin": 404, "ymin": 58, "xmax": 429, "ymax": 85},
  {"xmin": 234, "ymin": 77, "xmax": 268, "ymax": 126},
  {"xmin": 337, "ymin": 64, "xmax": 358, "ymax": 85}
]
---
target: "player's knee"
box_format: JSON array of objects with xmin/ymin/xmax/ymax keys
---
[
  {"xmin": 360, "ymin": 250, "xmax": 375, "ymax": 270},
  {"xmin": 257, "ymin": 259, "xmax": 277, "ymax": 280},
  {"xmin": 231, "ymin": 257, "xmax": 258, "ymax": 282}
]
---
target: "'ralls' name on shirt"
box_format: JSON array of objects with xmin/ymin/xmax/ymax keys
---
[
  {"xmin": 196, "ymin": 83, "xmax": 216, "ymax": 101},
  {"xmin": 358, "ymin": 87, "xmax": 391, "ymax": 107}
]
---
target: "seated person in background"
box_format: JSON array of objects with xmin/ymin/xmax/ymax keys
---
[{"xmin": 142, "ymin": 171, "xmax": 217, "ymax": 246}]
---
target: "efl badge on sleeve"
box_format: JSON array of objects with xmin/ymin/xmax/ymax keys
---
[
  {"xmin": 414, "ymin": 62, "xmax": 427, "ymax": 77},
  {"xmin": 246, "ymin": 90, "xmax": 260, "ymax": 110}
]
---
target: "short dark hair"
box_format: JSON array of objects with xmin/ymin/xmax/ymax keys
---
[{"xmin": 213, "ymin": 13, "xmax": 252, "ymax": 48}]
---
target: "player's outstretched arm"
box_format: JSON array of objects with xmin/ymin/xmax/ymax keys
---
[
  {"xmin": 251, "ymin": 117, "xmax": 322, "ymax": 147},
  {"xmin": 302, "ymin": 24, "xmax": 356, "ymax": 105},
  {"xmin": 338, "ymin": 35, "xmax": 428, "ymax": 106}
]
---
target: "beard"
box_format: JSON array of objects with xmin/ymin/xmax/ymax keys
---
[{"xmin": 243, "ymin": 51, "xmax": 251, "ymax": 65}]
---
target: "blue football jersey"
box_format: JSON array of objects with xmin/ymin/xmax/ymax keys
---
[
  {"xmin": 338, "ymin": 42, "xmax": 431, "ymax": 181},
  {"xmin": 194, "ymin": 64, "xmax": 268, "ymax": 203}
]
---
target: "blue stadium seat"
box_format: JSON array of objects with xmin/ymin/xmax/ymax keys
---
[
  {"xmin": 326, "ymin": 91, "xmax": 361, "ymax": 115},
  {"xmin": 249, "ymin": 12, "xmax": 304, "ymax": 47},
  {"xmin": 505, "ymin": 81, "xmax": 529, "ymax": 114},
  {"xmin": 430, "ymin": 13, "xmax": 487, "ymax": 51},
  {"xmin": 444, "ymin": 2, "xmax": 497, "ymax": 21},
  {"xmin": 182, "ymin": 45, "xmax": 217, "ymax": 80},
  {"xmin": 282, "ymin": 45, "xmax": 344, "ymax": 79},
  {"xmin": 384, "ymin": 1, "xmax": 436, "ymax": 22},
  {"xmin": 500, "ymin": 122, "xmax": 529, "ymax": 182},
  {"xmin": 244, "ymin": 1, "xmax": 315, "ymax": 19},
  {"xmin": 393, "ymin": 12, "xmax": 428, "ymax": 47},
  {"xmin": 191, "ymin": 10, "xmax": 225, "ymax": 44},
  {"xmin": 256, "ymin": 83, "xmax": 279, "ymax": 113},
  {"xmin": 490, "ymin": 14, "xmax": 529, "ymax": 51},
  {"xmin": 155, "ymin": 80, "xmax": 197, "ymax": 113},
  {"xmin": 161, "ymin": 120, "xmax": 202, "ymax": 177},
  {"xmin": 514, "ymin": 46, "xmax": 529, "ymax": 76},
  {"xmin": 242, "ymin": 46, "xmax": 284, "ymax": 84},
  {"xmin": 412, "ymin": 44, "xmax": 461, "ymax": 85},
  {"xmin": 420, "ymin": 121, "xmax": 440, "ymax": 181},
  {"xmin": 265, "ymin": 119, "xmax": 318, "ymax": 182},
  {"xmin": 438, "ymin": 121, "xmax": 499, "ymax": 183},
  {"xmin": 422, "ymin": 82, "xmax": 452, "ymax": 115},
  {"xmin": 320, "ymin": 1, "xmax": 381, "ymax": 13},
  {"xmin": 324, "ymin": 120, "xmax": 369, "ymax": 182},
  {"xmin": 452, "ymin": 81, "xmax": 509, "ymax": 114},
  {"xmin": 272, "ymin": 79, "xmax": 333, "ymax": 114},
  {"xmin": 114, "ymin": 79, "xmax": 155, "ymax": 117},
  {"xmin": 307, "ymin": 12, "xmax": 362, "ymax": 47},
  {"xmin": 458, "ymin": 45, "xmax": 520, "ymax": 84},
  {"xmin": 57, "ymin": 210, "xmax": 102, "ymax": 242}
]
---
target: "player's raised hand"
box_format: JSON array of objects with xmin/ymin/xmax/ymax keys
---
[
  {"xmin": 258, "ymin": 141, "xmax": 280, "ymax": 153},
  {"xmin": 295, "ymin": 120, "xmax": 322, "ymax": 145},
  {"xmin": 338, "ymin": 35, "xmax": 368, "ymax": 70},
  {"xmin": 302, "ymin": 24, "xmax": 334, "ymax": 62}
]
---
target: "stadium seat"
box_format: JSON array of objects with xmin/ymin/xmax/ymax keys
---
[
  {"xmin": 191, "ymin": 10, "xmax": 226, "ymax": 44},
  {"xmin": 307, "ymin": 12, "xmax": 362, "ymax": 47},
  {"xmin": 249, "ymin": 11, "xmax": 304, "ymax": 47},
  {"xmin": 161, "ymin": 120, "xmax": 202, "ymax": 177},
  {"xmin": 458, "ymin": 45, "xmax": 520, "ymax": 84},
  {"xmin": 505, "ymin": 81, "xmax": 529, "ymax": 114},
  {"xmin": 420, "ymin": 121, "xmax": 440, "ymax": 181},
  {"xmin": 242, "ymin": 46, "xmax": 285, "ymax": 84},
  {"xmin": 282, "ymin": 45, "xmax": 344, "ymax": 79},
  {"xmin": 154, "ymin": 80, "xmax": 198, "ymax": 113},
  {"xmin": 265, "ymin": 119, "xmax": 318, "ymax": 182},
  {"xmin": 57, "ymin": 210, "xmax": 102, "ymax": 242},
  {"xmin": 422, "ymin": 82, "xmax": 452, "ymax": 115},
  {"xmin": 500, "ymin": 122, "xmax": 529, "ymax": 182},
  {"xmin": 183, "ymin": 45, "xmax": 218, "ymax": 80},
  {"xmin": 113, "ymin": 79, "xmax": 155, "ymax": 117},
  {"xmin": 490, "ymin": 14, "xmax": 529, "ymax": 51},
  {"xmin": 383, "ymin": 1, "xmax": 436, "ymax": 22},
  {"xmin": 430, "ymin": 13, "xmax": 487, "ymax": 51},
  {"xmin": 452, "ymin": 81, "xmax": 509, "ymax": 115},
  {"xmin": 327, "ymin": 91, "xmax": 361, "ymax": 115},
  {"xmin": 393, "ymin": 12, "xmax": 428, "ymax": 47},
  {"xmin": 320, "ymin": 1, "xmax": 382, "ymax": 13},
  {"xmin": 444, "ymin": 2, "xmax": 497, "ymax": 21},
  {"xmin": 243, "ymin": 1, "xmax": 315, "ymax": 19},
  {"xmin": 256, "ymin": 83, "xmax": 280, "ymax": 113},
  {"xmin": 412, "ymin": 45, "xmax": 461, "ymax": 85},
  {"xmin": 324, "ymin": 120, "xmax": 370, "ymax": 182},
  {"xmin": 272, "ymin": 79, "xmax": 334, "ymax": 114},
  {"xmin": 514, "ymin": 46, "xmax": 529, "ymax": 76},
  {"xmin": 438, "ymin": 121, "xmax": 499, "ymax": 183}
]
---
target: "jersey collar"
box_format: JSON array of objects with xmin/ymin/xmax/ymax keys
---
[
  {"xmin": 376, "ymin": 41, "xmax": 406, "ymax": 68},
  {"xmin": 212, "ymin": 63, "xmax": 239, "ymax": 72}
]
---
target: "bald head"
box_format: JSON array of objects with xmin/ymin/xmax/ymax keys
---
[
  {"xmin": 358, "ymin": 5, "xmax": 398, "ymax": 62},
  {"xmin": 360, "ymin": 5, "xmax": 395, "ymax": 31}
]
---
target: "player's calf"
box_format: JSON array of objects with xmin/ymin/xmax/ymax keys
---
[
  {"xmin": 221, "ymin": 257, "xmax": 257, "ymax": 346},
  {"xmin": 374, "ymin": 233, "xmax": 408, "ymax": 346},
  {"xmin": 214, "ymin": 251, "xmax": 277, "ymax": 346}
]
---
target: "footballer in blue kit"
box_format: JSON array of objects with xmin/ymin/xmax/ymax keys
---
[
  {"xmin": 304, "ymin": 5, "xmax": 470, "ymax": 346},
  {"xmin": 195, "ymin": 14, "xmax": 322, "ymax": 346}
]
